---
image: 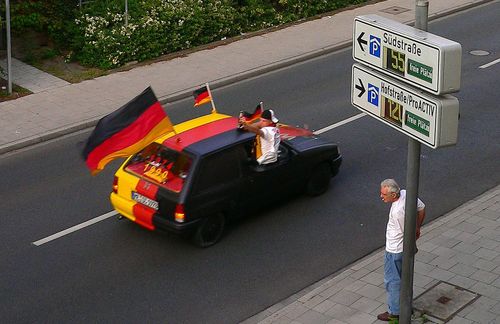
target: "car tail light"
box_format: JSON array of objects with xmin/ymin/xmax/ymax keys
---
[
  {"xmin": 112, "ymin": 176, "xmax": 118, "ymax": 194},
  {"xmin": 174, "ymin": 204, "xmax": 185, "ymax": 223}
]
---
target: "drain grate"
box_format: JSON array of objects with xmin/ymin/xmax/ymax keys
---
[
  {"xmin": 380, "ymin": 6, "xmax": 410, "ymax": 15},
  {"xmin": 413, "ymin": 281, "xmax": 480, "ymax": 322}
]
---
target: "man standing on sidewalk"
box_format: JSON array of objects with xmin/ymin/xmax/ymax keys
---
[{"xmin": 378, "ymin": 179, "xmax": 426, "ymax": 321}]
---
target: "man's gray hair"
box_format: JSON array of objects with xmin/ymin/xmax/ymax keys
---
[{"xmin": 381, "ymin": 179, "xmax": 400, "ymax": 195}]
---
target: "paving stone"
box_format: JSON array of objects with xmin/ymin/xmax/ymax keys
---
[
  {"xmin": 313, "ymin": 300, "xmax": 336, "ymax": 313},
  {"xmin": 295, "ymin": 309, "xmax": 332, "ymax": 324},
  {"xmin": 470, "ymin": 281, "xmax": 500, "ymax": 299},
  {"xmin": 348, "ymin": 267, "xmax": 371, "ymax": 280},
  {"xmin": 472, "ymin": 295, "xmax": 498, "ymax": 310},
  {"xmin": 442, "ymin": 228, "xmax": 463, "ymax": 238},
  {"xmin": 429, "ymin": 236, "xmax": 461, "ymax": 248},
  {"xmin": 413, "ymin": 273, "xmax": 436, "ymax": 288},
  {"xmin": 453, "ymin": 241, "xmax": 481, "ymax": 254},
  {"xmin": 449, "ymin": 263, "xmax": 479, "ymax": 277},
  {"xmin": 470, "ymin": 269, "xmax": 499, "ymax": 284},
  {"xmin": 427, "ymin": 267, "xmax": 455, "ymax": 282},
  {"xmin": 453, "ymin": 221, "xmax": 482, "ymax": 234},
  {"xmin": 419, "ymin": 241, "xmax": 440, "ymax": 253},
  {"xmin": 363, "ymin": 259, "xmax": 384, "ymax": 272},
  {"xmin": 343, "ymin": 312, "xmax": 376, "ymax": 324},
  {"xmin": 324, "ymin": 304, "xmax": 357, "ymax": 320},
  {"xmin": 415, "ymin": 250, "xmax": 438, "ymax": 263},
  {"xmin": 349, "ymin": 296, "xmax": 381, "ymax": 313},
  {"xmin": 464, "ymin": 307, "xmax": 498, "ymax": 323},
  {"xmin": 474, "ymin": 237, "xmax": 500, "ymax": 250},
  {"xmin": 429, "ymin": 256, "xmax": 458, "ymax": 270},
  {"xmin": 344, "ymin": 281, "xmax": 366, "ymax": 293},
  {"xmin": 454, "ymin": 252, "xmax": 480, "ymax": 267},
  {"xmin": 329, "ymin": 290, "xmax": 362, "ymax": 307},
  {"xmin": 474, "ymin": 247, "xmax": 499, "ymax": 261},
  {"xmin": 446, "ymin": 316, "xmax": 474, "ymax": 323},
  {"xmin": 454, "ymin": 231, "xmax": 481, "ymax": 244},
  {"xmin": 359, "ymin": 272, "xmax": 384, "ymax": 286},
  {"xmin": 415, "ymin": 261, "xmax": 439, "ymax": 276},
  {"xmin": 447, "ymin": 275, "xmax": 478, "ymax": 289},
  {"xmin": 489, "ymin": 301, "xmax": 500, "ymax": 315},
  {"xmin": 473, "ymin": 259, "xmax": 498, "ymax": 273},
  {"xmin": 303, "ymin": 294, "xmax": 328, "ymax": 309},
  {"xmin": 355, "ymin": 284, "xmax": 385, "ymax": 299},
  {"xmin": 433, "ymin": 246, "xmax": 458, "ymax": 259},
  {"xmin": 477, "ymin": 209, "xmax": 500, "ymax": 220}
]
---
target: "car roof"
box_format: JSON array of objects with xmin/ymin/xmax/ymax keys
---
[
  {"xmin": 157, "ymin": 113, "xmax": 254, "ymax": 155},
  {"xmin": 155, "ymin": 112, "xmax": 315, "ymax": 156}
]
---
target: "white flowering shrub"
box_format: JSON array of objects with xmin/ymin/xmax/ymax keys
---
[
  {"xmin": 69, "ymin": 0, "xmax": 368, "ymax": 68},
  {"xmin": 72, "ymin": 0, "xmax": 239, "ymax": 68}
]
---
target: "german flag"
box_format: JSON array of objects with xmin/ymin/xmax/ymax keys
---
[
  {"xmin": 83, "ymin": 87, "xmax": 174, "ymax": 175},
  {"xmin": 193, "ymin": 85, "xmax": 211, "ymax": 107},
  {"xmin": 240, "ymin": 102, "xmax": 263, "ymax": 123}
]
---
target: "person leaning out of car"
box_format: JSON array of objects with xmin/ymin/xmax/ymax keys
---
[{"xmin": 239, "ymin": 109, "xmax": 280, "ymax": 165}]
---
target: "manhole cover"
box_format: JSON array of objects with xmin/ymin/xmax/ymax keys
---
[
  {"xmin": 380, "ymin": 6, "xmax": 410, "ymax": 15},
  {"xmin": 470, "ymin": 50, "xmax": 490, "ymax": 56},
  {"xmin": 413, "ymin": 281, "xmax": 480, "ymax": 322}
]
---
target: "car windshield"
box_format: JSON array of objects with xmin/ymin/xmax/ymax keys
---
[{"xmin": 125, "ymin": 143, "xmax": 191, "ymax": 192}]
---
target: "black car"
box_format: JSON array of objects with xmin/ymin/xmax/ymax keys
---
[{"xmin": 111, "ymin": 113, "xmax": 342, "ymax": 247}]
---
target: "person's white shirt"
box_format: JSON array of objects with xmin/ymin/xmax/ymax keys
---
[
  {"xmin": 386, "ymin": 190, "xmax": 425, "ymax": 253},
  {"xmin": 257, "ymin": 126, "xmax": 280, "ymax": 165}
]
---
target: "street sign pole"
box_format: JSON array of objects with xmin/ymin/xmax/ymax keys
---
[
  {"xmin": 5, "ymin": 0, "xmax": 12, "ymax": 94},
  {"xmin": 400, "ymin": 1, "xmax": 428, "ymax": 322}
]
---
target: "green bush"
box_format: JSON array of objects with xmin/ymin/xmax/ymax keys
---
[
  {"xmin": 4, "ymin": 0, "xmax": 368, "ymax": 69},
  {"xmin": 71, "ymin": 0, "xmax": 240, "ymax": 68}
]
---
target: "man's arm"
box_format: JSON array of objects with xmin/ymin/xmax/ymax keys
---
[
  {"xmin": 416, "ymin": 208, "xmax": 426, "ymax": 240},
  {"xmin": 240, "ymin": 120, "xmax": 263, "ymax": 136}
]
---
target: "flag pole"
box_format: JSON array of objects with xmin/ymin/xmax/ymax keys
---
[{"xmin": 206, "ymin": 83, "xmax": 217, "ymax": 114}]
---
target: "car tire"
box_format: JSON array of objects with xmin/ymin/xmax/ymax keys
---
[
  {"xmin": 192, "ymin": 213, "xmax": 226, "ymax": 248},
  {"xmin": 306, "ymin": 163, "xmax": 331, "ymax": 196}
]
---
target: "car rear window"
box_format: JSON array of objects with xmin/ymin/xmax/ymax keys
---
[{"xmin": 124, "ymin": 143, "xmax": 192, "ymax": 192}]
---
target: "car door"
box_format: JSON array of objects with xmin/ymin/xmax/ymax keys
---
[
  {"xmin": 186, "ymin": 146, "xmax": 246, "ymax": 221},
  {"xmin": 239, "ymin": 142, "xmax": 302, "ymax": 211}
]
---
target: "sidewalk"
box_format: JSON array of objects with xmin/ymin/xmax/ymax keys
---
[
  {"xmin": 243, "ymin": 184, "xmax": 500, "ymax": 324},
  {"xmin": 2, "ymin": 1, "xmax": 499, "ymax": 323},
  {"xmin": 0, "ymin": 0, "xmax": 492, "ymax": 155}
]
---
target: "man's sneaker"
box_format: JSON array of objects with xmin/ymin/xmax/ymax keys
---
[{"xmin": 377, "ymin": 311, "xmax": 399, "ymax": 321}]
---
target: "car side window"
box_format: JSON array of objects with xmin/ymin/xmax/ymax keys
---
[{"xmin": 193, "ymin": 147, "xmax": 243, "ymax": 193}]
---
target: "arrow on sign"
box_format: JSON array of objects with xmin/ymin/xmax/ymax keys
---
[
  {"xmin": 355, "ymin": 78, "xmax": 366, "ymax": 97},
  {"xmin": 357, "ymin": 32, "xmax": 367, "ymax": 52}
]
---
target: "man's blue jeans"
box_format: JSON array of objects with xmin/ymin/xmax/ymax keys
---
[{"xmin": 384, "ymin": 251, "xmax": 403, "ymax": 315}]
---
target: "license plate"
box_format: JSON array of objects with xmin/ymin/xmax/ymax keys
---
[{"xmin": 131, "ymin": 192, "xmax": 159, "ymax": 210}]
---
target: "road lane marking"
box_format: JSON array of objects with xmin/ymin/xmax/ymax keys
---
[
  {"xmin": 314, "ymin": 113, "xmax": 365, "ymax": 135},
  {"xmin": 479, "ymin": 58, "xmax": 500, "ymax": 69},
  {"xmin": 32, "ymin": 113, "xmax": 365, "ymax": 246},
  {"xmin": 32, "ymin": 210, "xmax": 118, "ymax": 246}
]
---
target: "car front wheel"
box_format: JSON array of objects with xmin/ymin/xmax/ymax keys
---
[
  {"xmin": 192, "ymin": 213, "xmax": 226, "ymax": 248},
  {"xmin": 306, "ymin": 163, "xmax": 331, "ymax": 196}
]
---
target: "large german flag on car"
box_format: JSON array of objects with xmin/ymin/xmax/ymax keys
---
[{"xmin": 82, "ymin": 87, "xmax": 174, "ymax": 175}]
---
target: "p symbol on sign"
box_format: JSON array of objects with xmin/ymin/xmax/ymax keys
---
[
  {"xmin": 369, "ymin": 35, "xmax": 381, "ymax": 58},
  {"xmin": 368, "ymin": 83, "xmax": 379, "ymax": 107}
]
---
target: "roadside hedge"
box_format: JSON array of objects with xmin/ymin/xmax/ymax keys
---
[{"xmin": 4, "ymin": 0, "xmax": 368, "ymax": 69}]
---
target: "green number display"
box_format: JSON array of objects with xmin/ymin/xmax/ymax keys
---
[{"xmin": 384, "ymin": 47, "xmax": 405, "ymax": 76}]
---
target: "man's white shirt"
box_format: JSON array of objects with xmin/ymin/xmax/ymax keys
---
[
  {"xmin": 257, "ymin": 126, "xmax": 280, "ymax": 165},
  {"xmin": 386, "ymin": 190, "xmax": 425, "ymax": 253}
]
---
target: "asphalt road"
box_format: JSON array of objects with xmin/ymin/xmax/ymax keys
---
[{"xmin": 1, "ymin": 2, "xmax": 499, "ymax": 323}]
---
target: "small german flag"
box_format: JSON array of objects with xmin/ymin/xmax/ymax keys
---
[
  {"xmin": 82, "ymin": 87, "xmax": 174, "ymax": 175},
  {"xmin": 193, "ymin": 85, "xmax": 211, "ymax": 107},
  {"xmin": 240, "ymin": 103, "xmax": 263, "ymax": 123}
]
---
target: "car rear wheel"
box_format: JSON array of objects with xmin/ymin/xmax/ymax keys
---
[
  {"xmin": 306, "ymin": 163, "xmax": 331, "ymax": 196},
  {"xmin": 192, "ymin": 213, "xmax": 226, "ymax": 248}
]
